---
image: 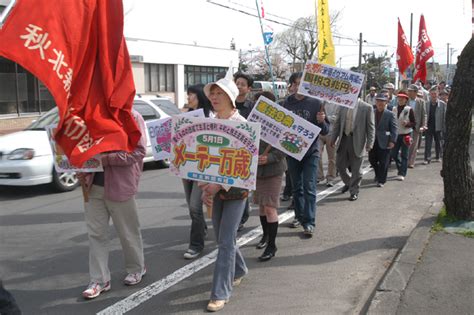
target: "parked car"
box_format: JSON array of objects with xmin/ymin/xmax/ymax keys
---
[{"xmin": 0, "ymin": 96, "xmax": 179, "ymax": 192}]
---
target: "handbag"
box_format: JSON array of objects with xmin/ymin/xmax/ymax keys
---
[{"xmin": 218, "ymin": 187, "xmax": 249, "ymax": 200}]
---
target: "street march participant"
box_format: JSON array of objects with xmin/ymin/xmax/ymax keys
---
[
  {"xmin": 384, "ymin": 82, "xmax": 397, "ymax": 111},
  {"xmin": 182, "ymin": 84, "xmax": 213, "ymax": 260},
  {"xmin": 282, "ymin": 72, "xmax": 329, "ymax": 237},
  {"xmin": 423, "ymin": 87, "xmax": 446, "ymax": 164},
  {"xmin": 233, "ymin": 72, "xmax": 255, "ymax": 232},
  {"xmin": 251, "ymin": 91, "xmax": 287, "ymax": 262},
  {"xmin": 369, "ymin": 94, "xmax": 398, "ymax": 187},
  {"xmin": 391, "ymin": 92, "xmax": 416, "ymax": 181},
  {"xmin": 79, "ymin": 109, "xmax": 147, "ymax": 299},
  {"xmin": 407, "ymin": 84, "xmax": 427, "ymax": 168},
  {"xmin": 201, "ymin": 71, "xmax": 249, "ymax": 312},
  {"xmin": 365, "ymin": 86, "xmax": 377, "ymax": 106},
  {"xmin": 331, "ymin": 96, "xmax": 375, "ymax": 201},
  {"xmin": 317, "ymin": 101, "xmax": 338, "ymax": 187}
]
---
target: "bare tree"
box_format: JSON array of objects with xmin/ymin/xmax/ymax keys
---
[
  {"xmin": 441, "ymin": 37, "xmax": 473, "ymax": 220},
  {"xmin": 275, "ymin": 11, "xmax": 342, "ymax": 71}
]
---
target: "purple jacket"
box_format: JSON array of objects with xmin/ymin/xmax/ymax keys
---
[{"xmin": 85, "ymin": 109, "xmax": 146, "ymax": 202}]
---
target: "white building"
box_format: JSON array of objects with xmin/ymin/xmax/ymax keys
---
[{"xmin": 127, "ymin": 37, "xmax": 238, "ymax": 108}]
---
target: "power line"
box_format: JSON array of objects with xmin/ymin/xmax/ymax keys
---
[{"xmin": 206, "ymin": 0, "xmax": 392, "ymax": 48}]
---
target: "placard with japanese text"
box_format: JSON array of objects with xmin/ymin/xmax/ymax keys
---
[
  {"xmin": 146, "ymin": 109, "xmax": 204, "ymax": 161},
  {"xmin": 248, "ymin": 96, "xmax": 321, "ymax": 161},
  {"xmin": 170, "ymin": 117, "xmax": 260, "ymax": 190},
  {"xmin": 298, "ymin": 61, "xmax": 365, "ymax": 109},
  {"xmin": 45, "ymin": 124, "xmax": 103, "ymax": 173}
]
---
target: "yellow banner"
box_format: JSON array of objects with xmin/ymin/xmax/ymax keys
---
[{"xmin": 316, "ymin": 0, "xmax": 336, "ymax": 66}]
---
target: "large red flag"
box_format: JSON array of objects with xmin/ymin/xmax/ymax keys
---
[
  {"xmin": 396, "ymin": 18, "xmax": 414, "ymax": 75},
  {"xmin": 0, "ymin": 0, "xmax": 141, "ymax": 167},
  {"xmin": 413, "ymin": 14, "xmax": 434, "ymax": 83}
]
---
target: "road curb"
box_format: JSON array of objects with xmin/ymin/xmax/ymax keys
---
[{"xmin": 364, "ymin": 201, "xmax": 443, "ymax": 314}]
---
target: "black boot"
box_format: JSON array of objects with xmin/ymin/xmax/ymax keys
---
[
  {"xmin": 259, "ymin": 221, "xmax": 278, "ymax": 261},
  {"xmin": 256, "ymin": 216, "xmax": 268, "ymax": 249}
]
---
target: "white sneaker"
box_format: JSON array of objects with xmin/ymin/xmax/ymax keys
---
[
  {"xmin": 183, "ymin": 249, "xmax": 201, "ymax": 260},
  {"xmin": 423, "ymin": 160, "xmax": 430, "ymax": 165},
  {"xmin": 124, "ymin": 267, "xmax": 146, "ymax": 285},
  {"xmin": 82, "ymin": 281, "xmax": 110, "ymax": 299},
  {"xmin": 397, "ymin": 176, "xmax": 405, "ymax": 181}
]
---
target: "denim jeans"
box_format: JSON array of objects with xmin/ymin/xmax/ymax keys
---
[
  {"xmin": 391, "ymin": 135, "xmax": 410, "ymax": 176},
  {"xmin": 182, "ymin": 180, "xmax": 207, "ymax": 252},
  {"xmin": 287, "ymin": 155, "xmax": 319, "ymax": 228},
  {"xmin": 210, "ymin": 196, "xmax": 248, "ymax": 300}
]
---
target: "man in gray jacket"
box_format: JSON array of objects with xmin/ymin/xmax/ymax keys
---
[
  {"xmin": 331, "ymin": 99, "xmax": 375, "ymax": 201},
  {"xmin": 407, "ymin": 84, "xmax": 427, "ymax": 168},
  {"xmin": 423, "ymin": 87, "xmax": 446, "ymax": 164}
]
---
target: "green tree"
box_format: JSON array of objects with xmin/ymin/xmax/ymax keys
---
[{"xmin": 350, "ymin": 51, "xmax": 392, "ymax": 91}]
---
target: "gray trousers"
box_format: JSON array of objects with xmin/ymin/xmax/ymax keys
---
[
  {"xmin": 336, "ymin": 134, "xmax": 363, "ymax": 195},
  {"xmin": 84, "ymin": 185, "xmax": 145, "ymax": 284},
  {"xmin": 182, "ymin": 180, "xmax": 207, "ymax": 252},
  {"xmin": 210, "ymin": 196, "xmax": 248, "ymax": 300}
]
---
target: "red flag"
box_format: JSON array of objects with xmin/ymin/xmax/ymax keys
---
[
  {"xmin": 0, "ymin": 0, "xmax": 141, "ymax": 167},
  {"xmin": 396, "ymin": 18, "xmax": 414, "ymax": 75},
  {"xmin": 413, "ymin": 15, "xmax": 434, "ymax": 83}
]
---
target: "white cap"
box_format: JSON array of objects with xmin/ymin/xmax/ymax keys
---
[
  {"xmin": 383, "ymin": 82, "xmax": 395, "ymax": 89},
  {"xmin": 204, "ymin": 65, "xmax": 239, "ymax": 107}
]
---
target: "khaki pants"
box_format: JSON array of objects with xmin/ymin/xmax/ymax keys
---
[
  {"xmin": 84, "ymin": 185, "xmax": 145, "ymax": 283},
  {"xmin": 408, "ymin": 130, "xmax": 422, "ymax": 166},
  {"xmin": 318, "ymin": 134, "xmax": 336, "ymax": 181}
]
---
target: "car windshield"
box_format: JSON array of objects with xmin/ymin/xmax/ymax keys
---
[
  {"xmin": 25, "ymin": 108, "xmax": 59, "ymax": 130},
  {"xmin": 150, "ymin": 99, "xmax": 181, "ymax": 116}
]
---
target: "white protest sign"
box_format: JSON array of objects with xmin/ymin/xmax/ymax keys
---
[
  {"xmin": 170, "ymin": 117, "xmax": 260, "ymax": 190},
  {"xmin": 146, "ymin": 109, "xmax": 204, "ymax": 161},
  {"xmin": 248, "ymin": 96, "xmax": 321, "ymax": 161},
  {"xmin": 45, "ymin": 124, "xmax": 103, "ymax": 172},
  {"xmin": 298, "ymin": 61, "xmax": 365, "ymax": 109}
]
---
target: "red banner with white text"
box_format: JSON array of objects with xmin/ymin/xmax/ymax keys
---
[
  {"xmin": 0, "ymin": 0, "xmax": 141, "ymax": 167},
  {"xmin": 413, "ymin": 15, "xmax": 434, "ymax": 83}
]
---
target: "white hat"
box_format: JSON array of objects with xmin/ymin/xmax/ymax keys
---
[
  {"xmin": 204, "ymin": 65, "xmax": 239, "ymax": 107},
  {"xmin": 383, "ymin": 82, "xmax": 395, "ymax": 89}
]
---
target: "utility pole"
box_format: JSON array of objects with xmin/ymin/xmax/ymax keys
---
[{"xmin": 409, "ymin": 13, "xmax": 414, "ymax": 82}]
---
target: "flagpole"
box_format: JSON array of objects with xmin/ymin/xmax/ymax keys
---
[{"xmin": 255, "ymin": 0, "xmax": 278, "ymax": 98}]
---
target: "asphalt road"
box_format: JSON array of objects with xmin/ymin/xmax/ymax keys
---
[{"xmin": 0, "ymin": 151, "xmax": 444, "ymax": 314}]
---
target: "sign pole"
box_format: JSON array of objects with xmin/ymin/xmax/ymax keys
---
[{"xmin": 255, "ymin": 0, "xmax": 278, "ymax": 98}]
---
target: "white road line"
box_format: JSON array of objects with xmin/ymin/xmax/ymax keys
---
[{"xmin": 97, "ymin": 166, "xmax": 372, "ymax": 314}]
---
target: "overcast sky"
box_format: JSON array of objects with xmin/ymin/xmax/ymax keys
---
[{"xmin": 123, "ymin": 0, "xmax": 472, "ymax": 69}]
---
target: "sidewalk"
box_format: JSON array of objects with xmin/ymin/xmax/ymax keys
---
[{"xmin": 367, "ymin": 128, "xmax": 474, "ymax": 315}]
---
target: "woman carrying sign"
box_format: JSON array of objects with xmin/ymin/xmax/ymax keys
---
[
  {"xmin": 181, "ymin": 84, "xmax": 213, "ymax": 260},
  {"xmin": 252, "ymin": 91, "xmax": 287, "ymax": 261},
  {"xmin": 201, "ymin": 70, "xmax": 248, "ymax": 312}
]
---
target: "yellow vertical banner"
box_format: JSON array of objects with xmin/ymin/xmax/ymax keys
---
[{"xmin": 316, "ymin": 0, "xmax": 336, "ymax": 65}]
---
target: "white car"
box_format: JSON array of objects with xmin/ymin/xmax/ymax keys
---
[{"xmin": 0, "ymin": 96, "xmax": 179, "ymax": 191}]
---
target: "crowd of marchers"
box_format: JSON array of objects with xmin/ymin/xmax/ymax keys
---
[{"xmin": 73, "ymin": 71, "xmax": 448, "ymax": 313}]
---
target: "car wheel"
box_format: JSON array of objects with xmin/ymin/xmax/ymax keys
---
[
  {"xmin": 52, "ymin": 169, "xmax": 80, "ymax": 192},
  {"xmin": 156, "ymin": 159, "xmax": 170, "ymax": 169}
]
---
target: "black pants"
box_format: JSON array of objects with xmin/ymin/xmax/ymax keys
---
[
  {"xmin": 283, "ymin": 169, "xmax": 292, "ymax": 197},
  {"xmin": 239, "ymin": 198, "xmax": 250, "ymax": 225},
  {"xmin": 369, "ymin": 139, "xmax": 391, "ymax": 184},
  {"xmin": 0, "ymin": 281, "xmax": 21, "ymax": 315},
  {"xmin": 424, "ymin": 129, "xmax": 442, "ymax": 161}
]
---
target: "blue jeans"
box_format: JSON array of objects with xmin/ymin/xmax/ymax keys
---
[
  {"xmin": 391, "ymin": 134, "xmax": 410, "ymax": 176},
  {"xmin": 182, "ymin": 180, "xmax": 207, "ymax": 252},
  {"xmin": 210, "ymin": 196, "xmax": 248, "ymax": 300},
  {"xmin": 287, "ymin": 155, "xmax": 319, "ymax": 228}
]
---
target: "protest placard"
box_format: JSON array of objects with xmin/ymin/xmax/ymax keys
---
[
  {"xmin": 146, "ymin": 109, "xmax": 204, "ymax": 161},
  {"xmin": 248, "ymin": 96, "xmax": 321, "ymax": 161},
  {"xmin": 298, "ymin": 61, "xmax": 365, "ymax": 109},
  {"xmin": 170, "ymin": 117, "xmax": 260, "ymax": 190},
  {"xmin": 45, "ymin": 124, "xmax": 103, "ymax": 172}
]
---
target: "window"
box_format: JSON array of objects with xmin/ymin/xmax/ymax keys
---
[
  {"xmin": 132, "ymin": 100, "xmax": 161, "ymax": 121},
  {"xmin": 184, "ymin": 65, "xmax": 227, "ymax": 89},
  {"xmin": 144, "ymin": 64, "xmax": 174, "ymax": 92},
  {"xmin": 149, "ymin": 99, "xmax": 181, "ymax": 116}
]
